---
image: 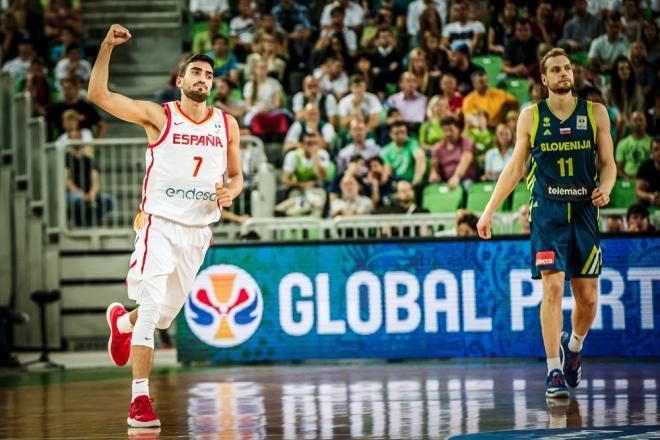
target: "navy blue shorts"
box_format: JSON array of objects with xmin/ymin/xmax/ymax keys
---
[{"xmin": 530, "ymin": 195, "xmax": 601, "ymax": 280}]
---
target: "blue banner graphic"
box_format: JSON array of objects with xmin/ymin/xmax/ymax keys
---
[{"xmin": 177, "ymin": 237, "xmax": 660, "ymax": 363}]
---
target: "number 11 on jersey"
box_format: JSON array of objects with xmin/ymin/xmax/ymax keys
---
[
  {"xmin": 192, "ymin": 156, "xmax": 203, "ymax": 177},
  {"xmin": 557, "ymin": 157, "xmax": 574, "ymax": 177}
]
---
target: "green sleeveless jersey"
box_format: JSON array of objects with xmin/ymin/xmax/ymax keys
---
[{"xmin": 527, "ymin": 97, "xmax": 598, "ymax": 202}]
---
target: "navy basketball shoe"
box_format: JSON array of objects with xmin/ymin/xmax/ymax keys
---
[
  {"xmin": 560, "ymin": 330, "xmax": 582, "ymax": 388},
  {"xmin": 546, "ymin": 369, "xmax": 570, "ymax": 398}
]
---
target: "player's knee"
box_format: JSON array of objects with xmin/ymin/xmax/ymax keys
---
[
  {"xmin": 543, "ymin": 281, "xmax": 564, "ymax": 300},
  {"xmin": 575, "ymin": 292, "xmax": 597, "ymax": 310},
  {"xmin": 155, "ymin": 304, "xmax": 179, "ymax": 330}
]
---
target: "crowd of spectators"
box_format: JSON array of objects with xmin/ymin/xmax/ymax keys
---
[{"xmin": 2, "ymin": 0, "xmax": 659, "ymax": 234}]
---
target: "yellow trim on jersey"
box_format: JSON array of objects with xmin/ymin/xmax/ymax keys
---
[
  {"xmin": 581, "ymin": 245, "xmax": 598, "ymax": 275},
  {"xmin": 567, "ymin": 202, "xmax": 571, "ymax": 222},
  {"xmin": 530, "ymin": 103, "xmax": 539, "ymax": 147},
  {"xmin": 527, "ymin": 158, "xmax": 537, "ymax": 191},
  {"xmin": 586, "ymin": 100, "xmax": 597, "ymax": 144},
  {"xmin": 546, "ymin": 97, "xmax": 578, "ymax": 124},
  {"xmin": 529, "ymin": 195, "xmax": 533, "ymax": 223}
]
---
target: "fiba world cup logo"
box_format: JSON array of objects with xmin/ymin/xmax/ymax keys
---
[{"xmin": 185, "ymin": 264, "xmax": 263, "ymax": 347}]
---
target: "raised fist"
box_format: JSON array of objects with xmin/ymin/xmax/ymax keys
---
[{"xmin": 104, "ymin": 24, "xmax": 132, "ymax": 47}]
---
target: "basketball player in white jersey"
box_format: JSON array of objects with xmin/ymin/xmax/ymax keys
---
[{"xmin": 88, "ymin": 24, "xmax": 243, "ymax": 428}]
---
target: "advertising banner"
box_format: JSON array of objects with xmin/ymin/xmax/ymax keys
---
[{"xmin": 177, "ymin": 237, "xmax": 659, "ymax": 363}]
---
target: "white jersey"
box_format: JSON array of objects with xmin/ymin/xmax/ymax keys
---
[{"xmin": 140, "ymin": 101, "xmax": 229, "ymax": 226}]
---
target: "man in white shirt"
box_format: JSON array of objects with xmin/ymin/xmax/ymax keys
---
[
  {"xmin": 55, "ymin": 45, "xmax": 92, "ymax": 91},
  {"xmin": 330, "ymin": 173, "xmax": 373, "ymax": 217},
  {"xmin": 316, "ymin": 5, "xmax": 358, "ymax": 57},
  {"xmin": 1, "ymin": 36, "xmax": 33, "ymax": 80},
  {"xmin": 441, "ymin": 0, "xmax": 485, "ymax": 54},
  {"xmin": 284, "ymin": 103, "xmax": 336, "ymax": 151},
  {"xmin": 292, "ymin": 75, "xmax": 338, "ymax": 126},
  {"xmin": 320, "ymin": 0, "xmax": 365, "ymax": 33},
  {"xmin": 338, "ymin": 75, "xmax": 383, "ymax": 131},
  {"xmin": 314, "ymin": 57, "xmax": 350, "ymax": 101},
  {"xmin": 229, "ymin": 0, "xmax": 255, "ymax": 60}
]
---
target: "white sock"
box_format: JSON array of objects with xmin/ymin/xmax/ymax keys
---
[
  {"xmin": 117, "ymin": 313, "xmax": 134, "ymax": 334},
  {"xmin": 132, "ymin": 378, "xmax": 149, "ymax": 402},
  {"xmin": 547, "ymin": 357, "xmax": 562, "ymax": 374},
  {"xmin": 568, "ymin": 331, "xmax": 586, "ymax": 352}
]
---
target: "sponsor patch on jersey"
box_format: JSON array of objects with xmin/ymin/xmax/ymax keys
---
[
  {"xmin": 543, "ymin": 117, "xmax": 551, "ymax": 127},
  {"xmin": 543, "ymin": 184, "xmax": 589, "ymax": 199},
  {"xmin": 577, "ymin": 115, "xmax": 587, "ymax": 130},
  {"xmin": 559, "ymin": 127, "xmax": 571, "ymax": 135},
  {"xmin": 535, "ymin": 251, "xmax": 555, "ymax": 266}
]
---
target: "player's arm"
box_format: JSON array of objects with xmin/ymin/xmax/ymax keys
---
[
  {"xmin": 88, "ymin": 25, "xmax": 166, "ymax": 135},
  {"xmin": 477, "ymin": 105, "xmax": 533, "ymax": 239},
  {"xmin": 215, "ymin": 115, "xmax": 244, "ymax": 208},
  {"xmin": 592, "ymin": 102, "xmax": 616, "ymax": 207}
]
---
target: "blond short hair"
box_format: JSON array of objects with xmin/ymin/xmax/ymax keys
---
[{"xmin": 539, "ymin": 47, "xmax": 569, "ymax": 74}]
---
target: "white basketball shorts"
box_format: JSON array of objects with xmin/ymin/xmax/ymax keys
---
[{"xmin": 126, "ymin": 212, "xmax": 213, "ymax": 312}]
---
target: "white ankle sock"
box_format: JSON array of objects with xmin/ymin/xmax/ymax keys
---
[
  {"xmin": 547, "ymin": 357, "xmax": 562, "ymax": 374},
  {"xmin": 132, "ymin": 378, "xmax": 149, "ymax": 402},
  {"xmin": 568, "ymin": 331, "xmax": 585, "ymax": 352},
  {"xmin": 118, "ymin": 313, "xmax": 134, "ymax": 334}
]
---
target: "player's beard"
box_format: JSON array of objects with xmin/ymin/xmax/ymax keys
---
[
  {"xmin": 182, "ymin": 85, "xmax": 210, "ymax": 103},
  {"xmin": 548, "ymin": 80, "xmax": 573, "ymax": 95}
]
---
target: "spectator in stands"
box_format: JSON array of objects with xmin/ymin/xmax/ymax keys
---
[
  {"xmin": 572, "ymin": 62, "xmax": 599, "ymax": 100},
  {"xmin": 429, "ymin": 116, "xmax": 476, "ymax": 190},
  {"xmin": 284, "ymin": 103, "xmax": 336, "ymax": 152},
  {"xmin": 587, "ymin": 88, "xmax": 623, "ymax": 142},
  {"xmin": 47, "ymin": 76, "xmax": 106, "ymax": 140},
  {"xmin": 369, "ymin": 27, "xmax": 402, "ymax": 96},
  {"xmin": 419, "ymin": 95, "xmax": 448, "ymax": 151},
  {"xmin": 505, "ymin": 109, "xmax": 519, "ymax": 141},
  {"xmin": 415, "ymin": 7, "xmax": 443, "ymax": 48},
  {"xmin": 64, "ymin": 138, "xmax": 113, "ymax": 227},
  {"xmin": 311, "ymin": 27, "xmax": 352, "ymax": 68},
  {"xmin": 607, "ymin": 56, "xmax": 645, "ymax": 127},
  {"xmin": 277, "ymin": 132, "xmax": 329, "ymax": 217},
  {"xmin": 212, "ymin": 76, "xmax": 246, "ymax": 124},
  {"xmin": 462, "ymin": 70, "xmax": 518, "ymax": 127},
  {"xmin": 320, "ymin": 0, "xmax": 365, "ymax": 34},
  {"xmin": 641, "ymin": 20, "xmax": 660, "ymax": 64},
  {"xmin": 441, "ymin": 0, "xmax": 485, "ymax": 54},
  {"xmin": 387, "ymin": 72, "xmax": 428, "ymax": 127},
  {"xmin": 378, "ymin": 180, "xmax": 430, "ymax": 236},
  {"xmin": 243, "ymin": 59, "xmax": 290, "ymax": 140},
  {"xmin": 19, "ymin": 57, "xmax": 51, "ymax": 117},
  {"xmin": 253, "ymin": 13, "xmax": 288, "ymax": 55},
  {"xmin": 246, "ymin": 33, "xmax": 287, "ymax": 83},
  {"xmin": 558, "ymin": 0, "xmax": 604, "ymax": 54},
  {"xmin": 438, "ymin": 72, "xmax": 463, "ymax": 117},
  {"xmin": 587, "ymin": 0, "xmax": 622, "ymax": 19},
  {"xmin": 330, "ymin": 173, "xmax": 373, "ymax": 217},
  {"xmin": 457, "ymin": 212, "xmax": 479, "ymax": 237},
  {"xmin": 647, "ymin": 90, "xmax": 660, "ymax": 137},
  {"xmin": 635, "ymin": 137, "xmax": 660, "ymax": 207},
  {"xmin": 375, "ymin": 107, "xmax": 401, "ymax": 147},
  {"xmin": 316, "ymin": 5, "xmax": 358, "ymax": 59},
  {"xmin": 530, "ymin": 0, "xmax": 560, "ymax": 46},
  {"xmin": 605, "ymin": 214, "xmax": 625, "ymax": 232},
  {"xmin": 329, "ymin": 154, "xmax": 367, "ymax": 202},
  {"xmin": 420, "ymin": 30, "xmax": 449, "ymax": 75},
  {"xmin": 487, "ymin": 0, "xmax": 518, "ymax": 55},
  {"xmin": 520, "ymin": 82, "xmax": 547, "ymax": 110},
  {"xmin": 617, "ymin": 111, "xmax": 651, "ymax": 179},
  {"xmin": 189, "ymin": 0, "xmax": 229, "ymax": 21},
  {"xmin": 44, "ymin": 0, "xmax": 82, "ymax": 42},
  {"xmin": 54, "ymin": 45, "xmax": 91, "ymax": 92},
  {"xmin": 629, "ymin": 42, "xmax": 656, "ymax": 102},
  {"xmin": 407, "ymin": 0, "xmax": 447, "ymax": 45},
  {"xmin": 57, "ymin": 109, "xmax": 94, "ymax": 156},
  {"xmin": 380, "ymin": 120, "xmax": 426, "ymax": 186},
  {"xmin": 355, "ymin": 53, "xmax": 377, "ymax": 95},
  {"xmin": 336, "ymin": 118, "xmax": 381, "ymax": 174},
  {"xmin": 361, "ymin": 6, "xmax": 402, "ymax": 51},
  {"xmin": 1, "ymin": 34, "xmax": 32, "ymax": 80},
  {"xmin": 502, "ymin": 18, "xmax": 540, "ymax": 79},
  {"xmin": 292, "ymin": 75, "xmax": 338, "ymax": 127},
  {"xmin": 621, "ymin": 0, "xmax": 644, "ymax": 42},
  {"xmin": 50, "ymin": 25, "xmax": 81, "ymax": 65},
  {"xmin": 207, "ymin": 35, "xmax": 240, "ymax": 85},
  {"xmin": 230, "ymin": 0, "xmax": 255, "ymax": 62},
  {"xmin": 518, "ymin": 204, "xmax": 530, "ymax": 234},
  {"xmin": 1, "ymin": 12, "xmax": 25, "ymax": 66},
  {"xmin": 192, "ymin": 12, "xmax": 224, "ymax": 55},
  {"xmin": 338, "ymin": 74, "xmax": 383, "ymax": 131},
  {"xmin": 446, "ymin": 42, "xmax": 482, "ymax": 95},
  {"xmin": 483, "ymin": 123, "xmax": 514, "ymax": 181},
  {"xmin": 315, "ymin": 56, "xmax": 350, "ymax": 100},
  {"xmin": 154, "ymin": 54, "xmax": 188, "ymax": 104},
  {"xmin": 407, "ymin": 47, "xmax": 439, "ymax": 97},
  {"xmin": 272, "ymin": 0, "xmax": 313, "ymax": 85},
  {"xmin": 362, "ymin": 156, "xmax": 396, "ymax": 209},
  {"xmin": 588, "ymin": 11, "xmax": 629, "ymax": 74},
  {"xmin": 464, "ymin": 110, "xmax": 494, "ymax": 163},
  {"xmin": 626, "ymin": 202, "xmax": 655, "ymax": 232}
]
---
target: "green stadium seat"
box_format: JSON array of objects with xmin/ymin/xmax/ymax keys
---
[
  {"xmin": 510, "ymin": 182, "xmax": 531, "ymax": 212},
  {"xmin": 571, "ymin": 51, "xmax": 588, "ymax": 66},
  {"xmin": 466, "ymin": 182, "xmax": 505, "ymax": 213},
  {"xmin": 472, "ymin": 55, "xmax": 503, "ymax": 86},
  {"xmin": 423, "ymin": 183, "xmax": 464, "ymax": 213},
  {"xmin": 503, "ymin": 78, "xmax": 529, "ymax": 105},
  {"xmin": 610, "ymin": 179, "xmax": 637, "ymax": 209}
]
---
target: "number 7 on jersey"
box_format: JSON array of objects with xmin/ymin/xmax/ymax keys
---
[{"xmin": 192, "ymin": 156, "xmax": 203, "ymax": 177}]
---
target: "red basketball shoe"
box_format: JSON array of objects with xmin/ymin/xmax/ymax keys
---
[
  {"xmin": 106, "ymin": 302, "xmax": 131, "ymax": 366},
  {"xmin": 127, "ymin": 395, "xmax": 161, "ymax": 428}
]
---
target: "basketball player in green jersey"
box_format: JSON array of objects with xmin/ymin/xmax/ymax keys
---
[{"xmin": 477, "ymin": 48, "xmax": 617, "ymax": 398}]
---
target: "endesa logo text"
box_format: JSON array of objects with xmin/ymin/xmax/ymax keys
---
[
  {"xmin": 172, "ymin": 133, "xmax": 224, "ymax": 147},
  {"xmin": 165, "ymin": 187, "xmax": 216, "ymax": 201}
]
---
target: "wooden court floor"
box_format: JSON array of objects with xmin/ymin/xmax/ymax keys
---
[{"xmin": 0, "ymin": 360, "xmax": 658, "ymax": 439}]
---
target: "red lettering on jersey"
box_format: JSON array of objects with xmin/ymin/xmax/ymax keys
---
[{"xmin": 172, "ymin": 133, "xmax": 224, "ymax": 147}]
